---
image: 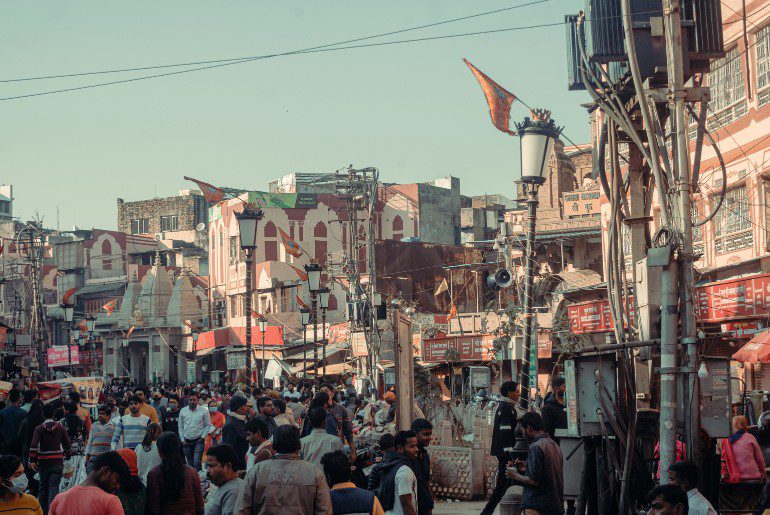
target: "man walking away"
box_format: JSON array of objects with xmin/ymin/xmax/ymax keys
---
[
  {"xmin": 29, "ymin": 403, "xmax": 72, "ymax": 514},
  {"xmin": 321, "ymin": 384, "xmax": 356, "ymax": 461},
  {"xmin": 377, "ymin": 430, "xmax": 419, "ymax": 515},
  {"xmin": 0, "ymin": 389, "xmax": 26, "ymax": 455},
  {"xmin": 205, "ymin": 444, "xmax": 244, "ymax": 515},
  {"xmin": 322, "ymin": 449, "xmax": 385, "ymax": 515},
  {"xmin": 644, "ymin": 484, "xmax": 688, "ymax": 515},
  {"xmin": 111, "ymin": 395, "xmax": 150, "ymax": 451},
  {"xmin": 368, "ymin": 434, "xmax": 395, "ymax": 492},
  {"xmin": 410, "ymin": 419, "xmax": 434, "ymax": 515},
  {"xmin": 481, "ymin": 380, "xmax": 519, "ymax": 515},
  {"xmin": 668, "ymin": 460, "xmax": 716, "ymax": 515},
  {"xmin": 245, "ymin": 418, "xmax": 274, "ymax": 471},
  {"xmin": 178, "ymin": 391, "xmax": 211, "ymax": 471},
  {"xmin": 506, "ymin": 411, "xmax": 564, "ymax": 515},
  {"xmin": 541, "ymin": 377, "xmax": 567, "ymax": 442},
  {"xmin": 49, "ymin": 451, "xmax": 129, "ymax": 515},
  {"xmin": 301, "ymin": 407, "xmax": 343, "ymax": 468},
  {"xmin": 234, "ymin": 425, "xmax": 332, "ymax": 514}
]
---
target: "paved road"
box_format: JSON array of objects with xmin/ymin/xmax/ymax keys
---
[{"xmin": 433, "ymin": 500, "xmax": 489, "ymax": 514}]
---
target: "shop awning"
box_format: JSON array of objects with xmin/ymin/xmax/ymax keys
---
[
  {"xmin": 733, "ymin": 330, "xmax": 770, "ymax": 363},
  {"xmin": 196, "ymin": 325, "xmax": 285, "ymax": 350}
]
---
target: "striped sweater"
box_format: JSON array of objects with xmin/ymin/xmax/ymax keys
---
[
  {"xmin": 111, "ymin": 413, "xmax": 150, "ymax": 451},
  {"xmin": 29, "ymin": 420, "xmax": 72, "ymax": 464},
  {"xmin": 85, "ymin": 420, "xmax": 116, "ymax": 457}
]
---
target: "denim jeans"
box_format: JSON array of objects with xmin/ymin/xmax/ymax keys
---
[
  {"xmin": 183, "ymin": 437, "xmax": 205, "ymax": 471},
  {"xmin": 38, "ymin": 462, "xmax": 63, "ymax": 515}
]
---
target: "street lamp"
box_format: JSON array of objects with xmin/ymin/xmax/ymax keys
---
[
  {"xmin": 85, "ymin": 315, "xmax": 97, "ymax": 376},
  {"xmin": 300, "ymin": 308, "xmax": 310, "ymax": 386},
  {"xmin": 61, "ymin": 305, "xmax": 75, "ymax": 374},
  {"xmin": 235, "ymin": 206, "xmax": 264, "ymax": 386},
  {"xmin": 318, "ymin": 288, "xmax": 330, "ymax": 379},
  {"xmin": 61, "ymin": 305, "xmax": 74, "ymax": 324},
  {"xmin": 515, "ymin": 109, "xmax": 560, "ymax": 410},
  {"xmin": 258, "ymin": 317, "xmax": 268, "ymax": 386},
  {"xmin": 305, "ymin": 263, "xmax": 323, "ymax": 388}
]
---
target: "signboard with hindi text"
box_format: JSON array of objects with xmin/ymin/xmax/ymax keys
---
[
  {"xmin": 567, "ymin": 298, "xmax": 635, "ymax": 334},
  {"xmin": 47, "ymin": 346, "xmax": 79, "ymax": 367},
  {"xmin": 563, "ymin": 189, "xmax": 602, "ymax": 218},
  {"xmin": 696, "ymin": 273, "xmax": 770, "ymax": 322},
  {"xmin": 421, "ymin": 334, "xmax": 495, "ymax": 363}
]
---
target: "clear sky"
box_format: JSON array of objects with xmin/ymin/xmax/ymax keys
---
[{"xmin": 2, "ymin": 0, "xmax": 588, "ymax": 230}]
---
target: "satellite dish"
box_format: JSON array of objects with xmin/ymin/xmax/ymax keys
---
[{"xmin": 196, "ymin": 223, "xmax": 206, "ymax": 232}]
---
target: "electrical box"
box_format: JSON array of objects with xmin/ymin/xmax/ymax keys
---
[
  {"xmin": 469, "ymin": 366, "xmax": 491, "ymax": 389},
  {"xmin": 564, "ymin": 354, "xmax": 618, "ymax": 437},
  {"xmin": 636, "ymin": 258, "xmax": 662, "ymax": 341},
  {"xmin": 699, "ymin": 356, "xmax": 732, "ymax": 438}
]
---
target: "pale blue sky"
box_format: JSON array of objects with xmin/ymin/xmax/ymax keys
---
[{"xmin": 2, "ymin": 0, "xmax": 588, "ymax": 230}]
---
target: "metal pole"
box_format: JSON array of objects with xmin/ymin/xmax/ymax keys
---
[
  {"xmin": 658, "ymin": 260, "xmax": 679, "ymax": 482},
  {"xmin": 261, "ymin": 328, "xmax": 266, "ymax": 387},
  {"xmin": 312, "ymin": 293, "xmax": 318, "ymax": 389},
  {"xmin": 663, "ymin": 0, "xmax": 700, "ymax": 472},
  {"xmin": 245, "ymin": 250, "xmax": 254, "ymax": 386},
  {"xmin": 302, "ymin": 324, "xmax": 308, "ymax": 387},
  {"xmin": 519, "ymin": 184, "xmax": 539, "ymax": 409},
  {"xmin": 321, "ymin": 309, "xmax": 327, "ymax": 380}
]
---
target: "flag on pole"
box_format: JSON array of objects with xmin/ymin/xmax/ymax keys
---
[
  {"xmin": 297, "ymin": 296, "xmax": 309, "ymax": 309},
  {"xmin": 463, "ymin": 59, "xmax": 517, "ymax": 136},
  {"xmin": 288, "ymin": 264, "xmax": 308, "ymax": 281},
  {"xmin": 102, "ymin": 299, "xmax": 118, "ymax": 316},
  {"xmin": 250, "ymin": 310, "xmax": 263, "ymax": 320},
  {"xmin": 183, "ymin": 176, "xmax": 227, "ymax": 204},
  {"xmin": 127, "ymin": 325, "xmax": 135, "ymax": 338},
  {"xmin": 448, "ymin": 302, "xmax": 457, "ymax": 321},
  {"xmin": 434, "ymin": 278, "xmax": 449, "ymax": 297},
  {"xmin": 77, "ymin": 319, "xmax": 88, "ymax": 333},
  {"xmin": 279, "ymin": 228, "xmax": 303, "ymax": 258},
  {"xmin": 62, "ymin": 287, "xmax": 78, "ymax": 305},
  {"xmin": 0, "ymin": 327, "xmax": 6, "ymax": 349}
]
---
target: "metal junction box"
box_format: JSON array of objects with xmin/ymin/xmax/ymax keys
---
[{"xmin": 564, "ymin": 353, "xmax": 618, "ymax": 437}]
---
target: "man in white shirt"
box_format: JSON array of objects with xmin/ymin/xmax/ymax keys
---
[
  {"xmin": 668, "ymin": 460, "xmax": 716, "ymax": 515},
  {"xmin": 178, "ymin": 391, "xmax": 211, "ymax": 471},
  {"xmin": 377, "ymin": 430, "xmax": 419, "ymax": 515}
]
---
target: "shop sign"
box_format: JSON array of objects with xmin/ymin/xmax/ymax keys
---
[
  {"xmin": 721, "ymin": 320, "xmax": 765, "ymax": 338},
  {"xmin": 226, "ymin": 352, "xmax": 246, "ymax": 370},
  {"xmin": 421, "ymin": 334, "xmax": 495, "ymax": 363},
  {"xmin": 567, "ymin": 299, "xmax": 635, "ymax": 334},
  {"xmin": 384, "ymin": 368, "xmax": 396, "ymax": 387},
  {"xmin": 351, "ymin": 331, "xmax": 368, "ymax": 357},
  {"xmin": 696, "ymin": 274, "xmax": 770, "ymax": 322},
  {"xmin": 186, "ymin": 362, "xmax": 196, "ymax": 384},
  {"xmin": 563, "ymin": 189, "xmax": 601, "ymax": 217},
  {"xmin": 537, "ymin": 331, "xmax": 553, "ymax": 358},
  {"xmin": 47, "ymin": 346, "xmax": 79, "ymax": 367},
  {"xmin": 70, "ymin": 378, "xmax": 103, "ymax": 407}
]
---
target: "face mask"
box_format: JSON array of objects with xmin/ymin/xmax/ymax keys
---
[
  {"xmin": 209, "ymin": 406, "xmax": 217, "ymax": 413},
  {"xmin": 169, "ymin": 403, "xmax": 178, "ymax": 410},
  {"xmin": 10, "ymin": 474, "xmax": 28, "ymax": 494}
]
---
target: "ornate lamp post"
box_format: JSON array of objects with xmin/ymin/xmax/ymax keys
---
[
  {"xmin": 300, "ymin": 308, "xmax": 310, "ymax": 386},
  {"xmin": 85, "ymin": 314, "xmax": 97, "ymax": 375},
  {"xmin": 305, "ymin": 263, "xmax": 323, "ymax": 387},
  {"xmin": 515, "ymin": 110, "xmax": 561, "ymax": 409},
  {"xmin": 318, "ymin": 288, "xmax": 330, "ymax": 379},
  {"xmin": 258, "ymin": 316, "xmax": 268, "ymax": 386},
  {"xmin": 235, "ymin": 206, "xmax": 264, "ymax": 386}
]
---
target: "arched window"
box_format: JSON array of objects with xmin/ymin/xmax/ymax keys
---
[
  {"xmin": 264, "ymin": 221, "xmax": 278, "ymax": 262},
  {"xmin": 314, "ymin": 222, "xmax": 327, "ymax": 266},
  {"xmin": 101, "ymin": 239, "xmax": 112, "ymax": 270},
  {"xmin": 393, "ymin": 215, "xmax": 403, "ymax": 241},
  {"xmin": 328, "ymin": 293, "xmax": 338, "ymax": 311}
]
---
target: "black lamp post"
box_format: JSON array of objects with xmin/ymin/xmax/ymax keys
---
[
  {"xmin": 318, "ymin": 288, "xmax": 330, "ymax": 379},
  {"xmin": 235, "ymin": 206, "xmax": 264, "ymax": 386},
  {"xmin": 61, "ymin": 304, "xmax": 75, "ymax": 374},
  {"xmin": 300, "ymin": 308, "xmax": 310, "ymax": 387},
  {"xmin": 258, "ymin": 316, "xmax": 267, "ymax": 386},
  {"xmin": 85, "ymin": 315, "xmax": 97, "ymax": 375},
  {"xmin": 515, "ymin": 110, "xmax": 561, "ymax": 409},
  {"xmin": 305, "ymin": 263, "xmax": 323, "ymax": 388}
]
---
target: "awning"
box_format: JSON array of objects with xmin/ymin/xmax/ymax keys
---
[
  {"xmin": 733, "ymin": 329, "xmax": 770, "ymax": 363},
  {"xmin": 195, "ymin": 347, "xmax": 217, "ymax": 357},
  {"xmin": 294, "ymin": 362, "xmax": 355, "ymax": 376},
  {"xmin": 75, "ymin": 282, "xmax": 125, "ymax": 296},
  {"xmin": 196, "ymin": 325, "xmax": 285, "ymax": 350}
]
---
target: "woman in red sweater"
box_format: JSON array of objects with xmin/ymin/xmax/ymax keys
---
[{"xmin": 144, "ymin": 431, "xmax": 204, "ymax": 515}]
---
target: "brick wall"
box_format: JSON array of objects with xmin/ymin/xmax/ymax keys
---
[{"xmin": 117, "ymin": 194, "xmax": 206, "ymax": 235}]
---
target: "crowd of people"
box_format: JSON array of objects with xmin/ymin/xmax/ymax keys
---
[{"xmin": 0, "ymin": 379, "xmax": 437, "ymax": 515}]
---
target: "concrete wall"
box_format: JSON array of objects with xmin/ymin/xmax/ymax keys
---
[
  {"xmin": 418, "ymin": 177, "xmax": 461, "ymax": 245},
  {"xmin": 117, "ymin": 193, "xmax": 206, "ymax": 235}
]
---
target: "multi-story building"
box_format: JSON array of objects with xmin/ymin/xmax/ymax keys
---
[{"xmin": 0, "ymin": 185, "xmax": 13, "ymax": 221}]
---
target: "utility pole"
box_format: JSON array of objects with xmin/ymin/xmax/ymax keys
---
[{"xmin": 662, "ymin": 0, "xmax": 701, "ymax": 472}]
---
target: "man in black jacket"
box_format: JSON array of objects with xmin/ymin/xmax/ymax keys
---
[
  {"xmin": 410, "ymin": 418, "xmax": 434, "ymax": 515},
  {"xmin": 541, "ymin": 376, "xmax": 567, "ymax": 442},
  {"xmin": 480, "ymin": 380, "xmax": 520, "ymax": 515},
  {"xmin": 222, "ymin": 395, "xmax": 249, "ymax": 472}
]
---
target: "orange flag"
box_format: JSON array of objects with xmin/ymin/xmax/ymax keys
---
[
  {"xmin": 288, "ymin": 264, "xmax": 308, "ymax": 281},
  {"xmin": 77, "ymin": 319, "xmax": 88, "ymax": 333},
  {"xmin": 102, "ymin": 299, "xmax": 118, "ymax": 316},
  {"xmin": 127, "ymin": 325, "xmax": 135, "ymax": 337},
  {"xmin": 464, "ymin": 59, "xmax": 517, "ymax": 136},
  {"xmin": 297, "ymin": 296, "xmax": 309, "ymax": 309},
  {"xmin": 61, "ymin": 287, "xmax": 78, "ymax": 305},
  {"xmin": 183, "ymin": 176, "xmax": 227, "ymax": 203},
  {"xmin": 448, "ymin": 302, "xmax": 457, "ymax": 321},
  {"xmin": 250, "ymin": 310, "xmax": 263, "ymax": 320},
  {"xmin": 279, "ymin": 228, "xmax": 303, "ymax": 258}
]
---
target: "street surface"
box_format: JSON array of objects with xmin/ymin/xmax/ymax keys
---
[{"xmin": 434, "ymin": 500, "xmax": 488, "ymax": 514}]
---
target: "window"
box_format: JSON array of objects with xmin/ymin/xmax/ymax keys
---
[
  {"xmin": 757, "ymin": 25, "xmax": 770, "ymax": 93},
  {"xmin": 713, "ymin": 186, "xmax": 754, "ymax": 253},
  {"xmin": 229, "ymin": 295, "xmax": 244, "ymax": 318},
  {"xmin": 160, "ymin": 215, "xmax": 178, "ymax": 232},
  {"xmin": 264, "ymin": 221, "xmax": 278, "ymax": 262},
  {"xmin": 229, "ymin": 236, "xmax": 239, "ymax": 265},
  {"xmin": 101, "ymin": 239, "xmax": 112, "ymax": 271},
  {"xmin": 130, "ymin": 219, "xmax": 149, "ymax": 234},
  {"xmin": 393, "ymin": 215, "xmax": 403, "ymax": 241},
  {"xmin": 710, "ymin": 47, "xmax": 746, "ymax": 112},
  {"xmin": 0, "ymin": 200, "xmax": 10, "ymax": 214},
  {"xmin": 314, "ymin": 222, "xmax": 327, "ymax": 266}
]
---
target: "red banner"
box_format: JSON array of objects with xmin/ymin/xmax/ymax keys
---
[
  {"xmin": 696, "ymin": 273, "xmax": 770, "ymax": 322},
  {"xmin": 421, "ymin": 334, "xmax": 495, "ymax": 363},
  {"xmin": 568, "ymin": 299, "xmax": 635, "ymax": 334},
  {"xmin": 722, "ymin": 320, "xmax": 765, "ymax": 338},
  {"xmin": 47, "ymin": 346, "xmax": 79, "ymax": 367}
]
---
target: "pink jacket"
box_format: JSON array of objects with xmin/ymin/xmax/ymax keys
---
[{"xmin": 722, "ymin": 432, "xmax": 766, "ymax": 483}]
